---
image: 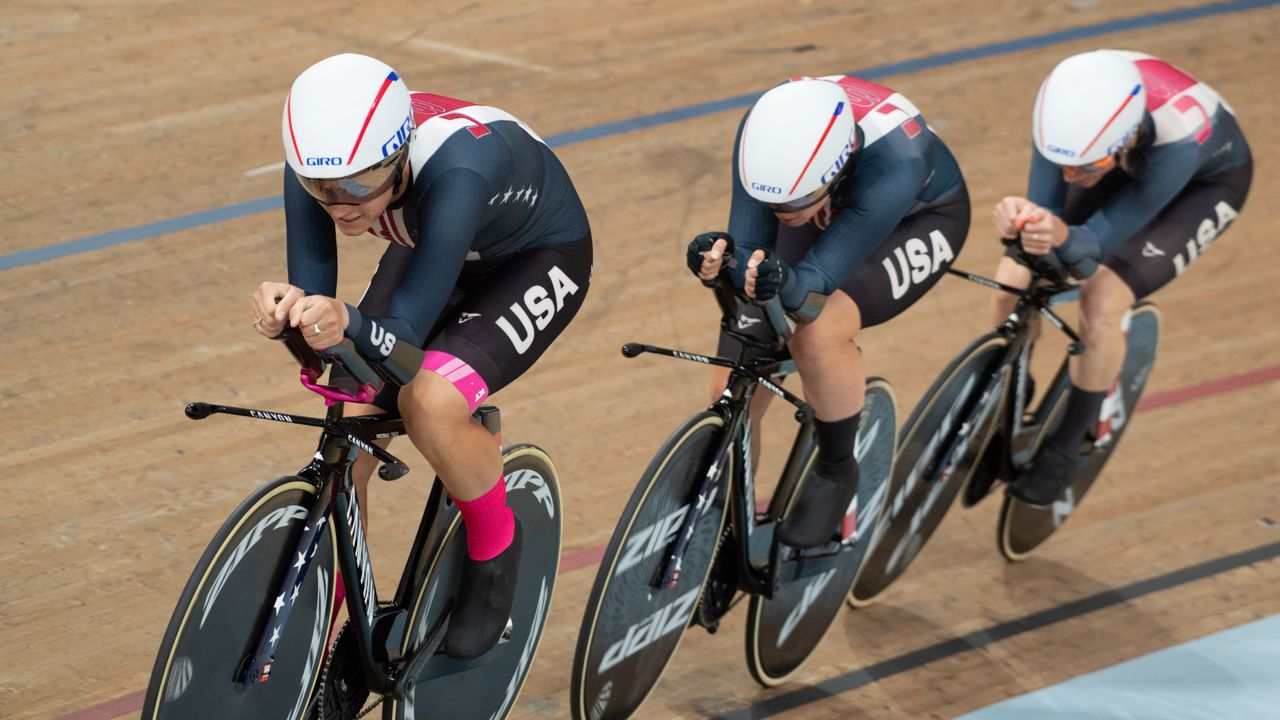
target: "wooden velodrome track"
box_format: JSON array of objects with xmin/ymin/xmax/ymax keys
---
[{"xmin": 3, "ymin": 1, "xmax": 1278, "ymax": 718}]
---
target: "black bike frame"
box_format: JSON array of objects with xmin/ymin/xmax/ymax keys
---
[
  {"xmin": 926, "ymin": 250, "xmax": 1088, "ymax": 487},
  {"xmin": 184, "ymin": 330, "xmax": 500, "ymax": 698},
  {"xmin": 621, "ymin": 278, "xmax": 834, "ymax": 600}
]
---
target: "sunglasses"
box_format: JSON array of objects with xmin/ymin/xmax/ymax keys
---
[
  {"xmin": 297, "ymin": 144, "xmax": 409, "ymax": 206},
  {"xmin": 1063, "ymin": 154, "xmax": 1116, "ymax": 177}
]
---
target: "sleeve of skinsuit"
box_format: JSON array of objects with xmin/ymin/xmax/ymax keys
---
[
  {"xmin": 1053, "ymin": 141, "xmax": 1201, "ymax": 266},
  {"xmin": 342, "ymin": 168, "xmax": 493, "ymax": 359},
  {"xmin": 1026, "ymin": 148, "xmax": 1069, "ymax": 218},
  {"xmin": 775, "ymin": 148, "xmax": 931, "ymax": 312},
  {"xmin": 284, "ymin": 166, "xmax": 339, "ymax": 297},
  {"xmin": 726, "ymin": 112, "xmax": 780, "ymax": 287}
]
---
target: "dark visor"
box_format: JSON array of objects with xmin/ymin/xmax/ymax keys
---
[{"xmin": 296, "ymin": 144, "xmax": 408, "ymax": 206}]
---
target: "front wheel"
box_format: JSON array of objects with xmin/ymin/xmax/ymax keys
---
[
  {"xmin": 745, "ymin": 378, "xmax": 897, "ymax": 686},
  {"xmin": 384, "ymin": 445, "xmax": 564, "ymax": 720},
  {"xmin": 142, "ymin": 477, "xmax": 338, "ymax": 720},
  {"xmin": 849, "ymin": 334, "xmax": 1009, "ymax": 607},
  {"xmin": 999, "ymin": 302, "xmax": 1161, "ymax": 560},
  {"xmin": 571, "ymin": 412, "xmax": 731, "ymax": 720}
]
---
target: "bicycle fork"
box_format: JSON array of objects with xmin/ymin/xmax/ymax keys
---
[
  {"xmin": 656, "ymin": 408, "xmax": 745, "ymax": 590},
  {"xmin": 240, "ymin": 475, "xmax": 339, "ymax": 687}
]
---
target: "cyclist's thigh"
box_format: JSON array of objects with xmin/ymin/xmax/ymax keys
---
[
  {"xmin": 1101, "ymin": 160, "xmax": 1252, "ymax": 299},
  {"xmin": 845, "ymin": 188, "xmax": 971, "ymax": 329},
  {"xmin": 422, "ymin": 233, "xmax": 594, "ymax": 410}
]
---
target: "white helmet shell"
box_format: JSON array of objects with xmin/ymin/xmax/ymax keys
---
[
  {"xmin": 1033, "ymin": 50, "xmax": 1146, "ymax": 166},
  {"xmin": 739, "ymin": 79, "xmax": 858, "ymax": 204},
  {"xmin": 283, "ymin": 53, "xmax": 414, "ymax": 179}
]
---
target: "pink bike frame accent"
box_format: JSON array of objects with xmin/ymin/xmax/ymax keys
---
[
  {"xmin": 421, "ymin": 351, "xmax": 490, "ymax": 412},
  {"xmin": 298, "ymin": 367, "xmax": 378, "ymax": 406}
]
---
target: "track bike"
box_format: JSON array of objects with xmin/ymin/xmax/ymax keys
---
[
  {"xmin": 849, "ymin": 245, "xmax": 1160, "ymax": 607},
  {"xmin": 142, "ymin": 328, "xmax": 562, "ymax": 720},
  {"xmin": 571, "ymin": 276, "xmax": 898, "ymax": 719}
]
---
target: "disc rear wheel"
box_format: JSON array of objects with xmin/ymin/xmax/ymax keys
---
[
  {"xmin": 999, "ymin": 302, "xmax": 1160, "ymax": 560},
  {"xmin": 746, "ymin": 378, "xmax": 897, "ymax": 685}
]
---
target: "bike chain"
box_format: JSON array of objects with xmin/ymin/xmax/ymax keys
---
[
  {"xmin": 313, "ymin": 601, "xmax": 398, "ymax": 720},
  {"xmin": 694, "ymin": 524, "xmax": 742, "ymax": 631}
]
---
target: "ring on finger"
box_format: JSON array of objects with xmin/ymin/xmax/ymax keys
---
[{"xmin": 313, "ymin": 323, "xmax": 322, "ymax": 336}]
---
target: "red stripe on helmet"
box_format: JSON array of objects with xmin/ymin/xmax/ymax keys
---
[
  {"xmin": 787, "ymin": 103, "xmax": 844, "ymax": 196},
  {"xmin": 346, "ymin": 73, "xmax": 399, "ymax": 166},
  {"xmin": 1079, "ymin": 84, "xmax": 1142, "ymax": 157},
  {"xmin": 286, "ymin": 93, "xmax": 303, "ymax": 165}
]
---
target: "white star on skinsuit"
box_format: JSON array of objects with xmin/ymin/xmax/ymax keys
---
[
  {"xmin": 270, "ymin": 626, "xmax": 281, "ymax": 646},
  {"xmin": 291, "ymin": 583, "xmax": 301, "ymax": 603},
  {"xmin": 274, "ymin": 593, "xmax": 285, "ymax": 615},
  {"xmin": 502, "ymin": 187, "xmax": 514, "ymax": 203},
  {"xmin": 488, "ymin": 192, "xmax": 500, "ymax": 206},
  {"xmin": 529, "ymin": 191, "xmax": 538, "ymax": 207},
  {"xmin": 293, "ymin": 551, "xmax": 305, "ymax": 570}
]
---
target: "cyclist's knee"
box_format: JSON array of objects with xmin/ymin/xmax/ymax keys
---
[
  {"xmin": 399, "ymin": 371, "xmax": 472, "ymax": 439},
  {"xmin": 789, "ymin": 292, "xmax": 859, "ymax": 362},
  {"xmin": 1078, "ymin": 268, "xmax": 1135, "ymax": 340}
]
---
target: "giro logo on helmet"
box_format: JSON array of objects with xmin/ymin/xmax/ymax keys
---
[
  {"xmin": 820, "ymin": 139, "xmax": 855, "ymax": 184},
  {"xmin": 1045, "ymin": 145, "xmax": 1077, "ymax": 158},
  {"xmin": 751, "ymin": 182, "xmax": 783, "ymax": 195},
  {"xmin": 305, "ymin": 156, "xmax": 344, "ymax": 166},
  {"xmin": 380, "ymin": 115, "xmax": 413, "ymax": 157}
]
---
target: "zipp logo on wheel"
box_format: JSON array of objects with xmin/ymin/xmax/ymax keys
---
[
  {"xmin": 776, "ymin": 568, "xmax": 837, "ymax": 647},
  {"xmin": 614, "ymin": 504, "xmax": 691, "ymax": 578},
  {"xmin": 598, "ymin": 587, "xmax": 699, "ymax": 673},
  {"xmin": 506, "ymin": 469, "xmax": 556, "ymax": 519}
]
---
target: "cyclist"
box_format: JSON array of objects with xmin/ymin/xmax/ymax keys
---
[
  {"xmin": 690, "ymin": 76, "xmax": 969, "ymax": 548},
  {"xmin": 249, "ymin": 53, "xmax": 592, "ymax": 659},
  {"xmin": 990, "ymin": 49, "xmax": 1251, "ymax": 505}
]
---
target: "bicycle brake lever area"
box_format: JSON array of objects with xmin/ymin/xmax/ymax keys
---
[{"xmin": 620, "ymin": 343, "xmax": 645, "ymax": 358}]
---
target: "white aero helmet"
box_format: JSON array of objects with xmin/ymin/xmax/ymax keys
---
[
  {"xmin": 739, "ymin": 79, "xmax": 860, "ymax": 211},
  {"xmin": 283, "ymin": 53, "xmax": 414, "ymax": 204},
  {"xmin": 1033, "ymin": 50, "xmax": 1146, "ymax": 166}
]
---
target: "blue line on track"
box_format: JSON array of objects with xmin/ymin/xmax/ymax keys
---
[
  {"xmin": 711, "ymin": 540, "xmax": 1280, "ymax": 719},
  {"xmin": 4, "ymin": 0, "xmax": 1276, "ymax": 272}
]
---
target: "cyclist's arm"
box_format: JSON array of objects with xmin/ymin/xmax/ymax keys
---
[
  {"xmin": 343, "ymin": 168, "xmax": 490, "ymax": 359},
  {"xmin": 1055, "ymin": 142, "xmax": 1200, "ymax": 266},
  {"xmin": 1025, "ymin": 150, "xmax": 1069, "ymax": 218},
  {"xmin": 284, "ymin": 166, "xmax": 339, "ymax": 297},
  {"xmin": 778, "ymin": 153, "xmax": 930, "ymax": 312}
]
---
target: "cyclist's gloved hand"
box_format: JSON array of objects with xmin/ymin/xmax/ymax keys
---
[
  {"xmin": 746, "ymin": 249, "xmax": 789, "ymax": 303},
  {"xmin": 687, "ymin": 231, "xmax": 735, "ymax": 287}
]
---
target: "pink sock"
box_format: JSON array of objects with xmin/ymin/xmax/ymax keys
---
[{"xmin": 454, "ymin": 477, "xmax": 515, "ymax": 561}]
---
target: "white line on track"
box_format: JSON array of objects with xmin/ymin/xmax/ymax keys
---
[
  {"xmin": 245, "ymin": 161, "xmax": 285, "ymax": 177},
  {"xmin": 409, "ymin": 38, "xmax": 552, "ymax": 73}
]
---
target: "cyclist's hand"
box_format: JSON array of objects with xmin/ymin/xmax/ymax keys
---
[
  {"xmin": 1017, "ymin": 208, "xmax": 1068, "ymax": 256},
  {"xmin": 250, "ymin": 281, "xmax": 303, "ymax": 338},
  {"xmin": 745, "ymin": 250, "xmax": 789, "ymax": 302},
  {"xmin": 687, "ymin": 232, "xmax": 732, "ymax": 284},
  {"xmin": 992, "ymin": 196, "xmax": 1033, "ymax": 239},
  {"xmin": 287, "ymin": 294, "xmax": 349, "ymax": 350}
]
